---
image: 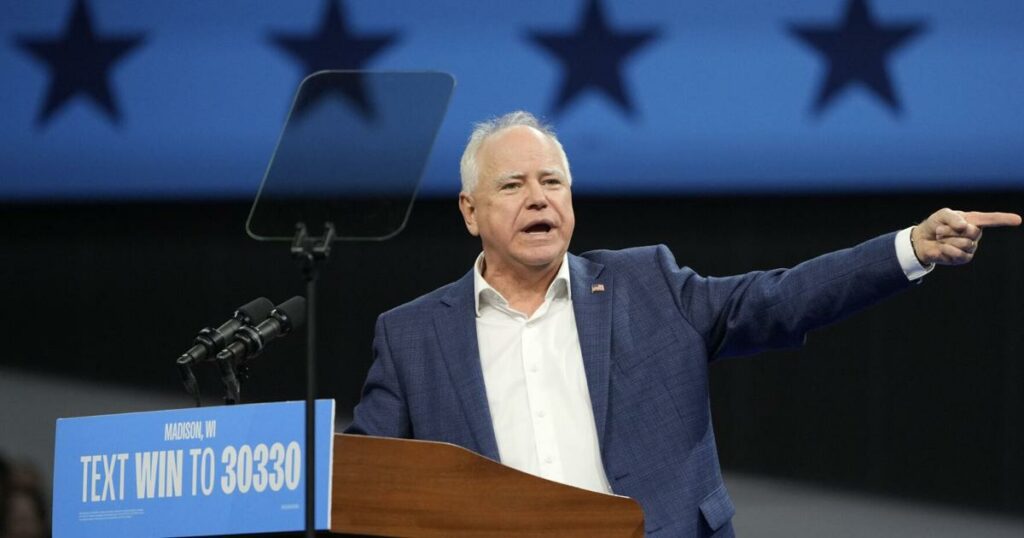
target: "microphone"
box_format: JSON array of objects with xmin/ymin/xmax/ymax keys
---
[
  {"xmin": 176, "ymin": 297, "xmax": 276, "ymax": 366},
  {"xmin": 217, "ymin": 296, "xmax": 306, "ymax": 404},
  {"xmin": 217, "ymin": 296, "xmax": 307, "ymax": 365},
  {"xmin": 175, "ymin": 297, "xmax": 274, "ymax": 406}
]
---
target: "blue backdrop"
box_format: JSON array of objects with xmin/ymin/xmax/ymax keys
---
[{"xmin": 2, "ymin": 0, "xmax": 1023, "ymax": 200}]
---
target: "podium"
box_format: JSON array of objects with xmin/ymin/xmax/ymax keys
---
[
  {"xmin": 331, "ymin": 434, "xmax": 644, "ymax": 537},
  {"xmin": 53, "ymin": 402, "xmax": 643, "ymax": 537}
]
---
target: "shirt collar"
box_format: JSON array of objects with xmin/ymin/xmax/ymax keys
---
[{"xmin": 473, "ymin": 253, "xmax": 572, "ymax": 316}]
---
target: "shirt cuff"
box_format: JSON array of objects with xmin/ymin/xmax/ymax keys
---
[{"xmin": 895, "ymin": 226, "xmax": 935, "ymax": 281}]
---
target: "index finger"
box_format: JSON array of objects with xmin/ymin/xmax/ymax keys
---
[{"xmin": 961, "ymin": 211, "xmax": 1022, "ymax": 228}]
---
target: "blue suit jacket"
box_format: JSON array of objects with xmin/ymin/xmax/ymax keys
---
[{"xmin": 348, "ymin": 232, "xmax": 911, "ymax": 536}]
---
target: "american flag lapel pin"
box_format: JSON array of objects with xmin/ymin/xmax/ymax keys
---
[{"xmin": 591, "ymin": 283, "xmax": 605, "ymax": 293}]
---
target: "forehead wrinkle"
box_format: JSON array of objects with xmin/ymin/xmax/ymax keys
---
[
  {"xmin": 477, "ymin": 126, "xmax": 568, "ymax": 188},
  {"xmin": 494, "ymin": 171, "xmax": 525, "ymax": 184}
]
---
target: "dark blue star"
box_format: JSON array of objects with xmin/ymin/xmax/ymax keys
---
[
  {"xmin": 790, "ymin": 0, "xmax": 926, "ymax": 116},
  {"xmin": 16, "ymin": 0, "xmax": 144, "ymax": 126},
  {"xmin": 270, "ymin": 0, "xmax": 397, "ymax": 118},
  {"xmin": 529, "ymin": 0, "xmax": 658, "ymax": 117}
]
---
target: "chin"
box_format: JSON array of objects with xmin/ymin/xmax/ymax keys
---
[{"xmin": 518, "ymin": 250, "xmax": 564, "ymax": 268}]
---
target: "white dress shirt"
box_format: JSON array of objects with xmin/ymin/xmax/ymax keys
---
[
  {"xmin": 474, "ymin": 253, "xmax": 612, "ymax": 493},
  {"xmin": 895, "ymin": 226, "xmax": 934, "ymax": 280},
  {"xmin": 472, "ymin": 229, "xmax": 930, "ymax": 493}
]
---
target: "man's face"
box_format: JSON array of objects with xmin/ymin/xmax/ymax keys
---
[{"xmin": 459, "ymin": 125, "xmax": 575, "ymax": 275}]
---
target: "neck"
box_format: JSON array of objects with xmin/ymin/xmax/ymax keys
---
[{"xmin": 481, "ymin": 256, "xmax": 562, "ymax": 317}]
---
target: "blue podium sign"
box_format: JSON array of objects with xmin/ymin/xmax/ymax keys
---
[{"xmin": 52, "ymin": 400, "xmax": 335, "ymax": 537}]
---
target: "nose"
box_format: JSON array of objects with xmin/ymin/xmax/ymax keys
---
[{"xmin": 525, "ymin": 180, "xmax": 547, "ymax": 209}]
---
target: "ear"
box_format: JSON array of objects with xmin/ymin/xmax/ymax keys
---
[{"xmin": 458, "ymin": 192, "xmax": 479, "ymax": 236}]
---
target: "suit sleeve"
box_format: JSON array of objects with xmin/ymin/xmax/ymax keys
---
[
  {"xmin": 658, "ymin": 232, "xmax": 914, "ymax": 361},
  {"xmin": 345, "ymin": 314, "xmax": 412, "ymax": 437}
]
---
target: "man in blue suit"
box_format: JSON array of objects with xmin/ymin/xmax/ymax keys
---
[{"xmin": 347, "ymin": 111, "xmax": 1020, "ymax": 536}]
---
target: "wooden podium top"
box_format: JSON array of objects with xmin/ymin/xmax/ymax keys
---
[{"xmin": 330, "ymin": 434, "xmax": 645, "ymax": 537}]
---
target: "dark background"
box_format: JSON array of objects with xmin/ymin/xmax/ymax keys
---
[{"xmin": 4, "ymin": 192, "xmax": 1022, "ymax": 514}]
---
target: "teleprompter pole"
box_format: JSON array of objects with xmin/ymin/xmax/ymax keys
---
[{"xmin": 291, "ymin": 222, "xmax": 334, "ymax": 538}]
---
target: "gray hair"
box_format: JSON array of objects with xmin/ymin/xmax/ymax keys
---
[{"xmin": 459, "ymin": 111, "xmax": 572, "ymax": 194}]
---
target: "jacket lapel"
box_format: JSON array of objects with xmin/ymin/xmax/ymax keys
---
[
  {"xmin": 569, "ymin": 255, "xmax": 613, "ymax": 446},
  {"xmin": 434, "ymin": 271, "xmax": 500, "ymax": 461}
]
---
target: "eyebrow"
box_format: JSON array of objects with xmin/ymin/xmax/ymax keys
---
[
  {"xmin": 539, "ymin": 168, "xmax": 566, "ymax": 179},
  {"xmin": 493, "ymin": 169, "xmax": 566, "ymax": 183}
]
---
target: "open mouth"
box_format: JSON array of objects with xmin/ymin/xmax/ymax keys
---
[{"xmin": 523, "ymin": 222, "xmax": 553, "ymax": 234}]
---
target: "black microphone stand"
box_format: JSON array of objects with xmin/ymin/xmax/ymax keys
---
[
  {"xmin": 290, "ymin": 221, "xmax": 334, "ymax": 538},
  {"xmin": 176, "ymin": 359, "xmax": 202, "ymax": 407}
]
